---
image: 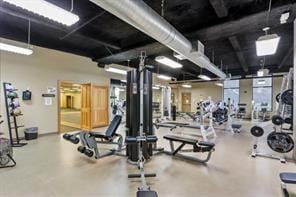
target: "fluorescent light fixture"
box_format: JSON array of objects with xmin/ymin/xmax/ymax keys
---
[
  {"xmin": 3, "ymin": 0, "xmax": 79, "ymax": 26},
  {"xmin": 152, "ymin": 86, "xmax": 160, "ymax": 90},
  {"xmin": 105, "ymin": 67, "xmax": 127, "ymax": 75},
  {"xmin": 155, "ymin": 56, "xmax": 183, "ymax": 68},
  {"xmin": 157, "ymin": 75, "xmax": 171, "ymax": 81},
  {"xmin": 198, "ymin": 74, "xmax": 211, "ymax": 81},
  {"xmin": 280, "ymin": 12, "xmax": 290, "ymax": 24},
  {"xmin": 182, "ymin": 84, "xmax": 192, "ymax": 88},
  {"xmin": 173, "ymin": 52, "xmax": 186, "ymax": 60},
  {"xmin": 0, "ymin": 42, "xmax": 33, "ymax": 55},
  {"xmin": 215, "ymin": 82, "xmax": 223, "ymax": 87},
  {"xmin": 256, "ymin": 34, "xmax": 280, "ymax": 56}
]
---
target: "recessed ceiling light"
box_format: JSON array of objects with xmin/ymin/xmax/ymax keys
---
[
  {"xmin": 215, "ymin": 82, "xmax": 223, "ymax": 87},
  {"xmin": 0, "ymin": 42, "xmax": 33, "ymax": 55},
  {"xmin": 105, "ymin": 67, "xmax": 127, "ymax": 75},
  {"xmin": 3, "ymin": 0, "xmax": 80, "ymax": 26},
  {"xmin": 182, "ymin": 84, "xmax": 192, "ymax": 88},
  {"xmin": 173, "ymin": 52, "xmax": 186, "ymax": 60},
  {"xmin": 157, "ymin": 75, "xmax": 171, "ymax": 80},
  {"xmin": 256, "ymin": 34, "xmax": 280, "ymax": 56},
  {"xmin": 155, "ymin": 56, "xmax": 183, "ymax": 68},
  {"xmin": 198, "ymin": 74, "xmax": 211, "ymax": 81}
]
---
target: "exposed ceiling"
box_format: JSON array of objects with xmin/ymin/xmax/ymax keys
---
[{"xmin": 0, "ymin": 0, "xmax": 295, "ymax": 81}]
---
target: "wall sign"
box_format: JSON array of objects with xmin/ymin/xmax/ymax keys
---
[
  {"xmin": 42, "ymin": 94, "xmax": 55, "ymax": 97},
  {"xmin": 47, "ymin": 87, "xmax": 57, "ymax": 94}
]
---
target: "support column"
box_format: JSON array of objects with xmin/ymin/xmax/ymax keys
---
[{"xmin": 293, "ymin": 19, "xmax": 296, "ymax": 160}]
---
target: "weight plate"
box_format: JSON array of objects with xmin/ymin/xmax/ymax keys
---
[
  {"xmin": 276, "ymin": 93, "xmax": 281, "ymax": 103},
  {"xmin": 250, "ymin": 126, "xmax": 264, "ymax": 137},
  {"xmin": 272, "ymin": 115, "xmax": 284, "ymax": 126},
  {"xmin": 281, "ymin": 89, "xmax": 293, "ymax": 105},
  {"xmin": 267, "ymin": 132, "xmax": 294, "ymax": 153},
  {"xmin": 284, "ymin": 117, "xmax": 292, "ymax": 124}
]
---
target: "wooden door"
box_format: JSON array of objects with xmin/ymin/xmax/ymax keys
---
[
  {"xmin": 81, "ymin": 83, "xmax": 92, "ymax": 130},
  {"xmin": 92, "ymin": 85, "xmax": 109, "ymax": 127},
  {"xmin": 182, "ymin": 92, "xmax": 191, "ymax": 112},
  {"xmin": 66, "ymin": 96, "xmax": 72, "ymax": 108}
]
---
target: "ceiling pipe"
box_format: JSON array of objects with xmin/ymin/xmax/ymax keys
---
[{"xmin": 89, "ymin": 0, "xmax": 226, "ymax": 79}]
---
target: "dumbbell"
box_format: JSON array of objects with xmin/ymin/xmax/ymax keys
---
[
  {"xmin": 63, "ymin": 133, "xmax": 72, "ymax": 141},
  {"xmin": 84, "ymin": 149, "xmax": 94, "ymax": 157},
  {"xmin": 77, "ymin": 146, "xmax": 86, "ymax": 153},
  {"xmin": 69, "ymin": 135, "xmax": 79, "ymax": 144}
]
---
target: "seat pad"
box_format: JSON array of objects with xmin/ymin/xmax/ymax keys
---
[
  {"xmin": 280, "ymin": 173, "xmax": 296, "ymax": 184},
  {"xmin": 137, "ymin": 190, "xmax": 158, "ymax": 197},
  {"xmin": 163, "ymin": 135, "xmax": 198, "ymax": 145}
]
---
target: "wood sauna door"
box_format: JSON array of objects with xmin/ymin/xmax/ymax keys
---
[
  {"xmin": 81, "ymin": 83, "xmax": 92, "ymax": 130},
  {"xmin": 92, "ymin": 85, "xmax": 109, "ymax": 128}
]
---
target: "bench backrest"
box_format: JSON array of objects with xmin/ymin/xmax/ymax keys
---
[{"xmin": 105, "ymin": 115, "xmax": 122, "ymax": 137}]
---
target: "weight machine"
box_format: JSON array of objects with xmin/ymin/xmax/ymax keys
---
[
  {"xmin": 125, "ymin": 52, "xmax": 158, "ymax": 196},
  {"xmin": 250, "ymin": 68, "xmax": 294, "ymax": 163}
]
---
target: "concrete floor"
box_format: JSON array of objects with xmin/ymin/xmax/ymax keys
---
[{"xmin": 0, "ymin": 120, "xmax": 295, "ymax": 197}]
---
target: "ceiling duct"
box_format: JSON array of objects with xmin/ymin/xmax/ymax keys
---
[{"xmin": 90, "ymin": 0, "xmax": 226, "ymax": 79}]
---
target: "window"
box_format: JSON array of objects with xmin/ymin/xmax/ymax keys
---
[
  {"xmin": 223, "ymin": 80, "xmax": 240, "ymax": 105},
  {"xmin": 252, "ymin": 77, "xmax": 272, "ymax": 111}
]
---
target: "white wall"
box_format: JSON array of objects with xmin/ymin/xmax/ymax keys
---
[
  {"xmin": 0, "ymin": 40, "xmax": 125, "ymax": 136},
  {"xmin": 177, "ymin": 82, "xmax": 223, "ymax": 111}
]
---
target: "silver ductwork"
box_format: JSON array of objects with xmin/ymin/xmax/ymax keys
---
[{"xmin": 90, "ymin": 0, "xmax": 226, "ymax": 79}]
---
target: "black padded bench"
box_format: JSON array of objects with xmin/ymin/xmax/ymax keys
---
[
  {"xmin": 163, "ymin": 135, "xmax": 215, "ymax": 163},
  {"xmin": 137, "ymin": 190, "xmax": 158, "ymax": 197},
  {"xmin": 280, "ymin": 172, "xmax": 296, "ymax": 197},
  {"xmin": 180, "ymin": 125, "xmax": 209, "ymax": 130}
]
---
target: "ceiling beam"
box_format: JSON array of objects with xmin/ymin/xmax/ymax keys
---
[
  {"xmin": 60, "ymin": 11, "xmax": 105, "ymax": 40},
  {"xmin": 0, "ymin": 6, "xmax": 121, "ymax": 50},
  {"xmin": 228, "ymin": 36, "xmax": 248, "ymax": 72},
  {"xmin": 208, "ymin": 0, "xmax": 228, "ymax": 18},
  {"xmin": 95, "ymin": 3, "xmax": 296, "ymax": 64},
  {"xmin": 278, "ymin": 46, "xmax": 293, "ymax": 69}
]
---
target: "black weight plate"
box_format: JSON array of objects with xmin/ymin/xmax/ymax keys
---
[
  {"xmin": 284, "ymin": 117, "xmax": 292, "ymax": 124},
  {"xmin": 272, "ymin": 115, "xmax": 284, "ymax": 126},
  {"xmin": 276, "ymin": 93, "xmax": 281, "ymax": 103},
  {"xmin": 281, "ymin": 89, "xmax": 293, "ymax": 105},
  {"xmin": 250, "ymin": 126, "xmax": 264, "ymax": 137},
  {"xmin": 267, "ymin": 132, "xmax": 294, "ymax": 153}
]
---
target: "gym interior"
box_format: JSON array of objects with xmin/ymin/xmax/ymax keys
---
[{"xmin": 0, "ymin": 1, "xmax": 295, "ymax": 196}]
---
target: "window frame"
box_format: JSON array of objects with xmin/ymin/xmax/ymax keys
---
[
  {"xmin": 252, "ymin": 77, "xmax": 273, "ymax": 112},
  {"xmin": 223, "ymin": 80, "xmax": 240, "ymax": 105}
]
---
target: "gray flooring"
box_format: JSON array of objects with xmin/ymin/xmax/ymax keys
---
[{"xmin": 0, "ymin": 120, "xmax": 295, "ymax": 197}]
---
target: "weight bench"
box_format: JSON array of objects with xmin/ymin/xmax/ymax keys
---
[
  {"xmin": 63, "ymin": 115, "xmax": 124, "ymax": 159},
  {"xmin": 137, "ymin": 191, "xmax": 158, "ymax": 197},
  {"xmin": 126, "ymin": 135, "xmax": 158, "ymax": 197},
  {"xmin": 163, "ymin": 134, "xmax": 215, "ymax": 163},
  {"xmin": 280, "ymin": 172, "xmax": 296, "ymax": 197}
]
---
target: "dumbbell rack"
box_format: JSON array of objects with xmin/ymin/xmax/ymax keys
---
[{"xmin": 3, "ymin": 82, "xmax": 27, "ymax": 147}]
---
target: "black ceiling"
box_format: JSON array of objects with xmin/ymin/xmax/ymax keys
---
[{"xmin": 0, "ymin": 0, "xmax": 295, "ymax": 80}]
